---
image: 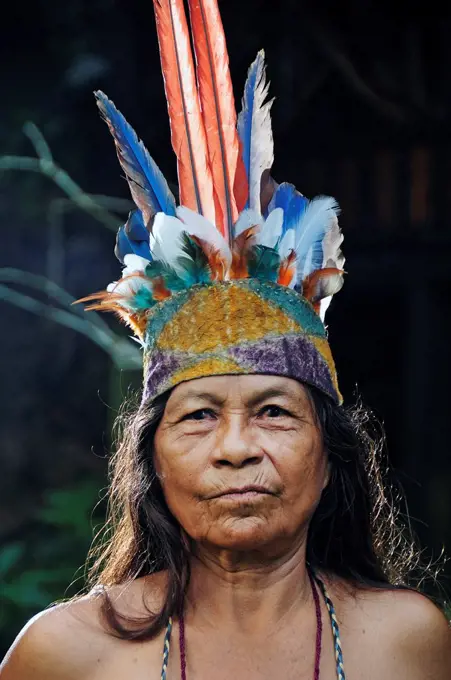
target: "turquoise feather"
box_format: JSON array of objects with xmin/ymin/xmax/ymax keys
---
[
  {"xmin": 247, "ymin": 245, "xmax": 280, "ymax": 282},
  {"xmin": 176, "ymin": 232, "xmax": 212, "ymax": 285},
  {"xmin": 145, "ymin": 261, "xmax": 187, "ymax": 292},
  {"xmin": 129, "ymin": 287, "xmax": 158, "ymax": 312}
]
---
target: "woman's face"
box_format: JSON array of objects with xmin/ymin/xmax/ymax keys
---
[{"xmin": 154, "ymin": 375, "xmax": 329, "ymax": 554}]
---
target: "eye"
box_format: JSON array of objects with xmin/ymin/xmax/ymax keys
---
[
  {"xmin": 259, "ymin": 405, "xmax": 291, "ymax": 418},
  {"xmin": 182, "ymin": 408, "xmax": 216, "ymax": 421}
]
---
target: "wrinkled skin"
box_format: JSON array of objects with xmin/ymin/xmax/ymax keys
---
[{"xmin": 154, "ymin": 374, "xmax": 329, "ymax": 557}]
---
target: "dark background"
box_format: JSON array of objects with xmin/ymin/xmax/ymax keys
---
[{"xmin": 1, "ymin": 0, "xmax": 450, "ymax": 656}]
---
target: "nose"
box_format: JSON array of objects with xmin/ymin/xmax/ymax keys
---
[{"xmin": 214, "ymin": 416, "xmax": 264, "ymax": 468}]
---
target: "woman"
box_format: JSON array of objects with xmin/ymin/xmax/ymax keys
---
[
  {"xmin": 1, "ymin": 0, "xmax": 450, "ymax": 677},
  {"xmin": 2, "ymin": 374, "xmax": 451, "ymax": 678}
]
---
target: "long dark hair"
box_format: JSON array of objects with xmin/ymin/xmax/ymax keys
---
[{"xmin": 86, "ymin": 385, "xmax": 432, "ymax": 640}]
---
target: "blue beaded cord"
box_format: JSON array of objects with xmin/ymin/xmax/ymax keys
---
[
  {"xmin": 315, "ymin": 575, "xmax": 346, "ymax": 680},
  {"xmin": 160, "ymin": 616, "xmax": 173, "ymax": 680}
]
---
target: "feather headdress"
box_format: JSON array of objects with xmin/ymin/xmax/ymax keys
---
[{"xmin": 80, "ymin": 0, "xmax": 345, "ymax": 404}]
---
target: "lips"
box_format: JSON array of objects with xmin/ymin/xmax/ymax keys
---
[{"xmin": 211, "ymin": 485, "xmax": 274, "ymax": 499}]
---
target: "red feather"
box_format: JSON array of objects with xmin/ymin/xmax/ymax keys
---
[
  {"xmin": 187, "ymin": 0, "xmax": 247, "ymax": 242},
  {"xmin": 234, "ymin": 137, "xmax": 249, "ymax": 213},
  {"xmin": 153, "ymin": 0, "xmax": 215, "ymax": 224}
]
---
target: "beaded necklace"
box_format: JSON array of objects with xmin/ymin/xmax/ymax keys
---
[{"xmin": 160, "ymin": 571, "xmax": 346, "ymax": 680}]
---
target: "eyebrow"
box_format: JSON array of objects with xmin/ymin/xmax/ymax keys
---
[{"xmin": 172, "ymin": 386, "xmax": 299, "ymax": 410}]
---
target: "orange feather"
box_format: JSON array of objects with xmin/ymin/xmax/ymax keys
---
[
  {"xmin": 187, "ymin": 0, "xmax": 246, "ymax": 242},
  {"xmin": 151, "ymin": 276, "xmax": 172, "ymax": 301},
  {"xmin": 153, "ymin": 0, "xmax": 216, "ymax": 224},
  {"xmin": 74, "ymin": 291, "xmax": 149, "ymax": 338},
  {"xmin": 302, "ymin": 267, "xmax": 345, "ymax": 303},
  {"xmin": 74, "ymin": 290, "xmax": 117, "ymax": 311},
  {"xmin": 125, "ymin": 312, "xmax": 149, "ymax": 338},
  {"xmin": 277, "ymin": 249, "xmax": 296, "ymax": 286},
  {"xmin": 189, "ymin": 234, "xmax": 228, "ymax": 279},
  {"xmin": 230, "ymin": 226, "xmax": 257, "ymax": 279}
]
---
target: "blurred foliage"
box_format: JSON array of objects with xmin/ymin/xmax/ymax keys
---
[
  {"xmin": 0, "ymin": 479, "xmax": 106, "ymax": 644},
  {"xmin": 0, "ymin": 124, "xmax": 140, "ymax": 653}
]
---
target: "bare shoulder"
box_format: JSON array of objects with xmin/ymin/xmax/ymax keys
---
[
  {"xmin": 0, "ymin": 594, "xmax": 106, "ymax": 679},
  {"xmin": 0, "ymin": 573, "xmax": 168, "ymax": 680},
  {"xmin": 334, "ymin": 581, "xmax": 451, "ymax": 680}
]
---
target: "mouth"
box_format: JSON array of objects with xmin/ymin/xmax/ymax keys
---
[{"xmin": 211, "ymin": 485, "xmax": 274, "ymax": 501}]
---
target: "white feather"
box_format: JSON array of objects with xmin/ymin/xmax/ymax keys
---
[
  {"xmin": 256, "ymin": 207, "xmax": 283, "ymax": 248},
  {"xmin": 321, "ymin": 214, "xmax": 345, "ymax": 270},
  {"xmin": 233, "ymin": 209, "xmax": 262, "ymax": 238},
  {"xmin": 176, "ymin": 206, "xmax": 232, "ymax": 265},
  {"xmin": 107, "ymin": 274, "xmax": 151, "ymax": 300},
  {"xmin": 278, "ymin": 229, "xmax": 295, "ymax": 259},
  {"xmin": 237, "ymin": 51, "xmax": 274, "ymax": 214},
  {"xmin": 122, "ymin": 253, "xmax": 151, "ymax": 275},
  {"xmin": 294, "ymin": 196, "xmax": 340, "ymax": 285},
  {"xmin": 319, "ymin": 297, "xmax": 332, "ymax": 321},
  {"xmin": 301, "ymin": 247, "xmax": 314, "ymax": 281},
  {"xmin": 294, "ymin": 197, "xmax": 339, "ymax": 253},
  {"xmin": 150, "ymin": 213, "xmax": 187, "ymax": 274}
]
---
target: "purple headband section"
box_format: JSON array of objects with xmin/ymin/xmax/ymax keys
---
[{"xmin": 142, "ymin": 333, "xmax": 340, "ymax": 405}]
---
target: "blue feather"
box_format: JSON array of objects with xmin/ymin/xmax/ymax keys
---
[
  {"xmin": 237, "ymin": 51, "xmax": 274, "ymax": 213},
  {"xmin": 238, "ymin": 57, "xmax": 259, "ymax": 194},
  {"xmin": 95, "ymin": 91, "xmax": 176, "ymax": 222},
  {"xmin": 269, "ymin": 183, "xmax": 308, "ymax": 237},
  {"xmin": 115, "ymin": 210, "xmax": 153, "ymax": 264}
]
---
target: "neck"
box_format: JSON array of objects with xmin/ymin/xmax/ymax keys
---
[{"xmin": 186, "ymin": 536, "xmax": 313, "ymax": 634}]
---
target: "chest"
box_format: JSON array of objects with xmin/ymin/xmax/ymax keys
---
[
  {"xmin": 86, "ymin": 606, "xmax": 399, "ymax": 680},
  {"xmin": 86, "ymin": 629, "xmax": 402, "ymax": 680},
  {"xmin": 90, "ymin": 625, "xmax": 340, "ymax": 680}
]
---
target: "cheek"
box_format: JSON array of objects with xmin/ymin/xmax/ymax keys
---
[
  {"xmin": 154, "ymin": 436, "xmax": 211, "ymax": 535},
  {"xmin": 263, "ymin": 432, "xmax": 327, "ymax": 522}
]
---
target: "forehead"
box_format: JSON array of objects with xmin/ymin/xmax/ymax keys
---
[{"xmin": 166, "ymin": 374, "xmax": 308, "ymax": 407}]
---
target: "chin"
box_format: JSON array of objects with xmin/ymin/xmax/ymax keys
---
[{"xmin": 202, "ymin": 517, "xmax": 281, "ymax": 551}]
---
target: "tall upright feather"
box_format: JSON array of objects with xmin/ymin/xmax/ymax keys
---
[
  {"xmin": 153, "ymin": 0, "xmax": 216, "ymax": 224},
  {"xmin": 95, "ymin": 91, "xmax": 177, "ymax": 223},
  {"xmin": 187, "ymin": 0, "xmax": 245, "ymax": 243},
  {"xmin": 237, "ymin": 50, "xmax": 274, "ymax": 213}
]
